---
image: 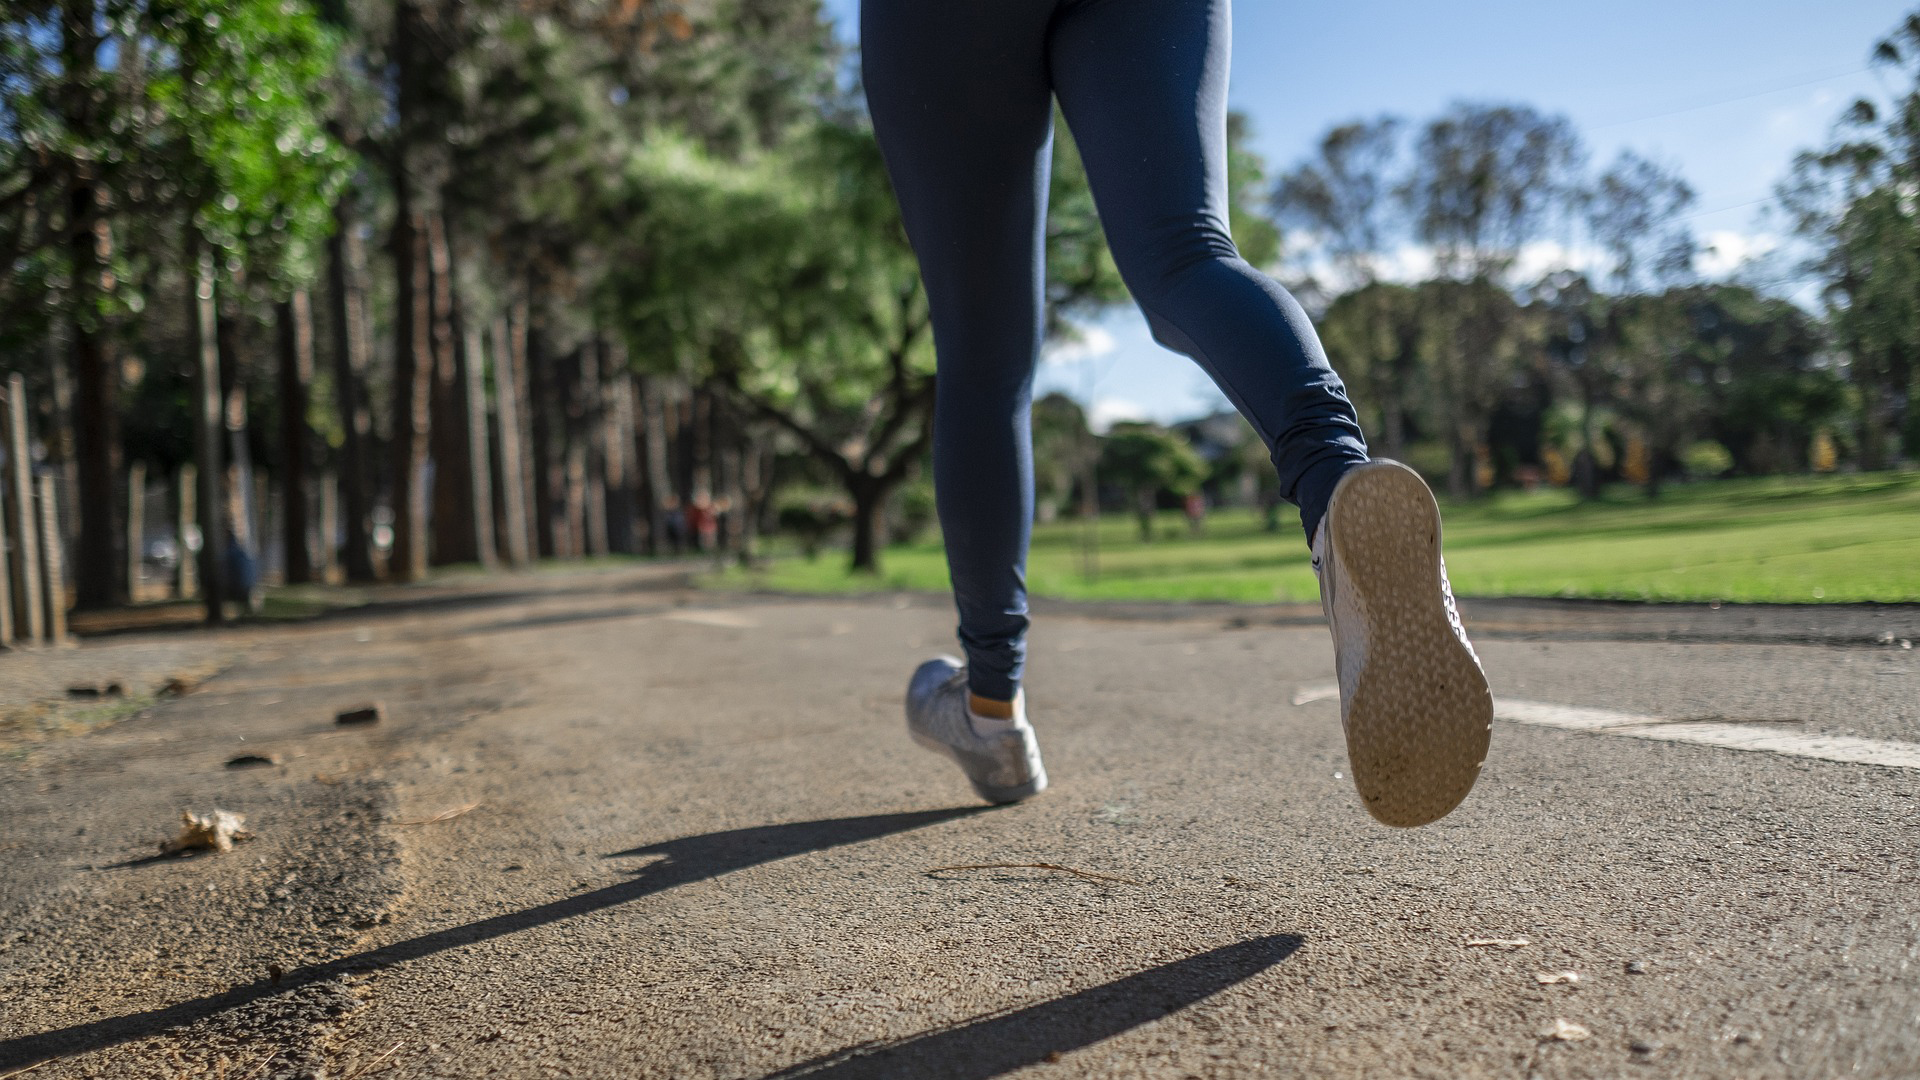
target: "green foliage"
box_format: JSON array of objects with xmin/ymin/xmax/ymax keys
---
[
  {"xmin": 1031, "ymin": 391, "xmax": 1095, "ymax": 519},
  {"xmin": 1225, "ymin": 111, "xmax": 1280, "ymax": 269},
  {"xmin": 1682, "ymin": 440, "xmax": 1733, "ymax": 478},
  {"xmin": 1099, "ymin": 422, "xmax": 1208, "ymax": 539},
  {"xmin": 1044, "ymin": 116, "xmax": 1126, "ymax": 333},
  {"xmin": 146, "ymin": 0, "xmax": 349, "ymax": 285}
]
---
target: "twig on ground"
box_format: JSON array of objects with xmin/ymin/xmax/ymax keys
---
[
  {"xmin": 340, "ymin": 1042, "xmax": 403, "ymax": 1080},
  {"xmin": 393, "ymin": 803, "xmax": 480, "ymax": 827},
  {"xmin": 0, "ymin": 1057, "xmax": 56, "ymax": 1079},
  {"xmin": 236, "ymin": 1049, "xmax": 280, "ymax": 1080},
  {"xmin": 923, "ymin": 862, "xmax": 1141, "ymax": 885}
]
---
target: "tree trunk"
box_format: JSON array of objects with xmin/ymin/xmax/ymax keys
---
[
  {"xmin": 328, "ymin": 198, "xmax": 377, "ymax": 583},
  {"xmin": 639, "ymin": 375, "xmax": 671, "ymax": 555},
  {"xmin": 318, "ymin": 470, "xmax": 339, "ymax": 583},
  {"xmin": 390, "ymin": 202, "xmax": 434, "ymax": 582},
  {"xmin": 218, "ymin": 314, "xmax": 257, "ymax": 561},
  {"xmin": 1382, "ymin": 390, "xmax": 1406, "ymax": 463},
  {"xmin": 69, "ymin": 184, "xmax": 121, "ymax": 608},
  {"xmin": 601, "ymin": 342, "xmax": 637, "ymax": 555},
  {"xmin": 427, "ymin": 211, "xmax": 476, "ymax": 566},
  {"xmin": 190, "ymin": 249, "xmax": 225, "ymax": 622},
  {"xmin": 490, "ymin": 316, "xmax": 532, "ymax": 567},
  {"xmin": 527, "ymin": 302, "xmax": 559, "ymax": 558},
  {"xmin": 849, "ymin": 476, "xmax": 886, "ymax": 573},
  {"xmin": 124, "ymin": 461, "xmax": 144, "ymax": 606},
  {"xmin": 1448, "ymin": 422, "xmax": 1475, "ymax": 498},
  {"xmin": 64, "ymin": 0, "xmax": 122, "ymax": 609},
  {"xmin": 277, "ymin": 291, "xmax": 315, "ymax": 584},
  {"xmin": 463, "ymin": 319, "xmax": 498, "ymax": 569},
  {"xmin": 47, "ymin": 329, "xmax": 79, "ymax": 548},
  {"xmin": 578, "ymin": 343, "xmax": 608, "ymax": 557},
  {"xmin": 1859, "ymin": 377, "xmax": 1889, "ymax": 473}
]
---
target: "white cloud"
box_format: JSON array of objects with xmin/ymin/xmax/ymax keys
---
[
  {"xmin": 1040, "ymin": 324, "xmax": 1118, "ymax": 368},
  {"xmin": 1086, "ymin": 397, "xmax": 1148, "ymax": 434},
  {"xmin": 1698, "ymin": 230, "xmax": 1779, "ymax": 278}
]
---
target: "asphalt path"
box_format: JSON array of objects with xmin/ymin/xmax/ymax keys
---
[{"xmin": 1, "ymin": 566, "xmax": 1916, "ymax": 1078}]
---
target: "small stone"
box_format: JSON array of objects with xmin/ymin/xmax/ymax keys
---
[
  {"xmin": 1630, "ymin": 1040, "xmax": 1658, "ymax": 1055},
  {"xmin": 1539, "ymin": 1019, "xmax": 1591, "ymax": 1042},
  {"xmin": 226, "ymin": 753, "xmax": 282, "ymax": 768},
  {"xmin": 1624, "ymin": 960, "xmax": 1647, "ymax": 975},
  {"xmin": 335, "ymin": 702, "xmax": 385, "ymax": 726}
]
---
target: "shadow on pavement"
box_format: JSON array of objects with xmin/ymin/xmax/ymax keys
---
[
  {"xmin": 758, "ymin": 934, "xmax": 1304, "ymax": 1079},
  {"xmin": 0, "ymin": 807, "xmax": 987, "ymax": 1071}
]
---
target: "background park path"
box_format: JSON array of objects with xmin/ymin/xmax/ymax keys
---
[{"xmin": 2, "ymin": 564, "xmax": 1917, "ymax": 1078}]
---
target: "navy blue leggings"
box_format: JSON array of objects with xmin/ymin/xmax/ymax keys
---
[{"xmin": 863, "ymin": 0, "xmax": 1370, "ymax": 701}]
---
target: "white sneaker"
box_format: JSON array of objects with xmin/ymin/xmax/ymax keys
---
[
  {"xmin": 1313, "ymin": 460, "xmax": 1492, "ymax": 827},
  {"xmin": 905, "ymin": 657, "xmax": 1047, "ymax": 804}
]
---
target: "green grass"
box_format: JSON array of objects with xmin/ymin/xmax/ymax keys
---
[{"xmin": 714, "ymin": 472, "xmax": 1920, "ymax": 605}]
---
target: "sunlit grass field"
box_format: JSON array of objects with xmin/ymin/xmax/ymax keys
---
[{"xmin": 715, "ymin": 472, "xmax": 1920, "ymax": 604}]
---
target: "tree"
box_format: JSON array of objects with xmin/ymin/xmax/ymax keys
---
[
  {"xmin": 1098, "ymin": 423, "xmax": 1207, "ymax": 542},
  {"xmin": 1401, "ymin": 103, "xmax": 1583, "ymax": 495},
  {"xmin": 1585, "ymin": 150, "xmax": 1696, "ymax": 294},
  {"xmin": 1273, "ymin": 116, "xmax": 1403, "ymax": 287},
  {"xmin": 1779, "ymin": 11, "xmax": 1920, "ymax": 468},
  {"xmin": 1316, "ymin": 281, "xmax": 1424, "ymax": 460}
]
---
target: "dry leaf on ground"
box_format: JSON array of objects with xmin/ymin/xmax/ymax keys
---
[{"xmin": 159, "ymin": 810, "xmax": 254, "ymax": 855}]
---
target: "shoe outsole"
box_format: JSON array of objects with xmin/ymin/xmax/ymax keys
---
[
  {"xmin": 1327, "ymin": 461, "xmax": 1493, "ymax": 827},
  {"xmin": 910, "ymin": 728, "xmax": 1047, "ymax": 804}
]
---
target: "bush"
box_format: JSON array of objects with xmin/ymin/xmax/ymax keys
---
[
  {"xmin": 777, "ymin": 498, "xmax": 850, "ymax": 560},
  {"xmin": 1682, "ymin": 440, "xmax": 1734, "ymax": 479}
]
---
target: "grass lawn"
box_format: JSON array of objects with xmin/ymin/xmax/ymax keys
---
[{"xmin": 715, "ymin": 472, "xmax": 1920, "ymax": 605}]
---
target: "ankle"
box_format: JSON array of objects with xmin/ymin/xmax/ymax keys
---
[{"xmin": 968, "ymin": 693, "xmax": 1016, "ymax": 720}]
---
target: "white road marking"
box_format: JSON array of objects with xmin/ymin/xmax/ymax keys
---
[
  {"xmin": 1496, "ymin": 699, "xmax": 1920, "ymax": 770},
  {"xmin": 1291, "ymin": 685, "xmax": 1920, "ymax": 771},
  {"xmin": 663, "ymin": 609, "xmax": 760, "ymax": 629}
]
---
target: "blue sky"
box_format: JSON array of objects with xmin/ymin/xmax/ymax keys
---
[{"xmin": 819, "ymin": 0, "xmax": 1914, "ymax": 426}]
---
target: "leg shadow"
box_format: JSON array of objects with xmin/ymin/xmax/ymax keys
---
[
  {"xmin": 760, "ymin": 934, "xmax": 1304, "ymax": 1079},
  {"xmin": 0, "ymin": 807, "xmax": 986, "ymax": 1070}
]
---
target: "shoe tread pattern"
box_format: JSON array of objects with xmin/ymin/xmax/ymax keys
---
[{"xmin": 1330, "ymin": 463, "xmax": 1492, "ymax": 827}]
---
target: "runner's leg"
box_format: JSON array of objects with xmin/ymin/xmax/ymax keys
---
[
  {"xmin": 1048, "ymin": 0, "xmax": 1370, "ymax": 540},
  {"xmin": 861, "ymin": 1, "xmax": 1056, "ymax": 702}
]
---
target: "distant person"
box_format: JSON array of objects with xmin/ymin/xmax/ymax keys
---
[
  {"xmin": 869, "ymin": 0, "xmax": 1493, "ymax": 826},
  {"xmin": 1183, "ymin": 491, "xmax": 1207, "ymax": 535}
]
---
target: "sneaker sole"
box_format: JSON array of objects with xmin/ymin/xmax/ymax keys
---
[
  {"xmin": 1327, "ymin": 461, "xmax": 1492, "ymax": 827},
  {"xmin": 908, "ymin": 730, "xmax": 1047, "ymax": 805}
]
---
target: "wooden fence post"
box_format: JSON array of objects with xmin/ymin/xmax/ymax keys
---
[
  {"xmin": 38, "ymin": 474, "xmax": 66, "ymax": 644},
  {"xmin": 126, "ymin": 460, "xmax": 146, "ymax": 604},
  {"xmin": 176, "ymin": 464, "xmax": 197, "ymax": 599},
  {"xmin": 4, "ymin": 374, "xmax": 42, "ymax": 641}
]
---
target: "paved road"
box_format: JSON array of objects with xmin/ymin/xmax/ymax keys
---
[{"xmin": 2, "ymin": 566, "xmax": 1916, "ymax": 1078}]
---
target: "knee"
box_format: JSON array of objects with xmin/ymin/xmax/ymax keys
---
[{"xmin": 1114, "ymin": 217, "xmax": 1241, "ymax": 309}]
